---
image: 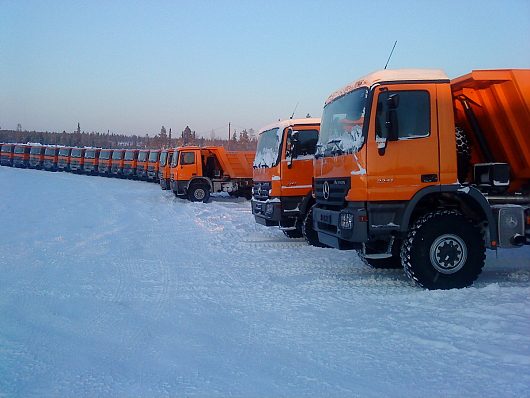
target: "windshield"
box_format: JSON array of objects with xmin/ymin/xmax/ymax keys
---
[
  {"xmin": 30, "ymin": 146, "xmax": 43, "ymax": 155},
  {"xmin": 317, "ymin": 87, "xmax": 368, "ymax": 157},
  {"xmin": 253, "ymin": 128, "xmax": 282, "ymax": 168},
  {"xmin": 14, "ymin": 146, "xmax": 26, "ymax": 154},
  {"xmin": 148, "ymin": 151, "xmax": 159, "ymax": 162},
  {"xmin": 159, "ymin": 151, "xmax": 168, "ymax": 166},
  {"xmin": 45, "ymin": 148, "xmax": 57, "ymax": 156},
  {"xmin": 124, "ymin": 151, "xmax": 136, "ymax": 161},
  {"xmin": 138, "ymin": 151, "xmax": 148, "ymax": 161},
  {"xmin": 85, "ymin": 150, "xmax": 96, "ymax": 159},
  {"xmin": 71, "ymin": 148, "xmax": 83, "ymax": 158},
  {"xmin": 100, "ymin": 150, "xmax": 111, "ymax": 160},
  {"xmin": 112, "ymin": 151, "xmax": 124, "ymax": 160},
  {"xmin": 59, "ymin": 148, "xmax": 70, "ymax": 156},
  {"xmin": 170, "ymin": 151, "xmax": 179, "ymax": 167},
  {"xmin": 1, "ymin": 145, "xmax": 13, "ymax": 153}
]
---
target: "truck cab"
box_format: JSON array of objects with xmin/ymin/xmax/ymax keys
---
[
  {"xmin": 57, "ymin": 147, "xmax": 72, "ymax": 171},
  {"xmin": 29, "ymin": 145, "xmax": 45, "ymax": 169},
  {"xmin": 252, "ymin": 118, "xmax": 322, "ymax": 244},
  {"xmin": 170, "ymin": 146, "xmax": 254, "ymax": 202},
  {"xmin": 98, "ymin": 149, "xmax": 113, "ymax": 176},
  {"xmin": 313, "ymin": 68, "xmax": 530, "ymax": 289},
  {"xmin": 43, "ymin": 146, "xmax": 59, "ymax": 171},
  {"xmin": 83, "ymin": 148, "xmax": 100, "ymax": 175},
  {"xmin": 69, "ymin": 148, "xmax": 86, "ymax": 173},
  {"xmin": 13, "ymin": 144, "xmax": 30, "ymax": 168},
  {"xmin": 123, "ymin": 149, "xmax": 139, "ymax": 178},
  {"xmin": 136, "ymin": 150, "xmax": 150, "ymax": 180},
  {"xmin": 111, "ymin": 149, "xmax": 125, "ymax": 177},
  {"xmin": 147, "ymin": 150, "xmax": 160, "ymax": 182},
  {"xmin": 1, "ymin": 144, "xmax": 15, "ymax": 166},
  {"xmin": 159, "ymin": 149, "xmax": 174, "ymax": 189}
]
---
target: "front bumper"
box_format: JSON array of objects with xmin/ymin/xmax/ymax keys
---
[
  {"xmin": 313, "ymin": 204, "xmax": 368, "ymax": 250},
  {"xmin": 123, "ymin": 166, "xmax": 135, "ymax": 177},
  {"xmin": 251, "ymin": 199, "xmax": 282, "ymax": 226},
  {"xmin": 160, "ymin": 178, "xmax": 170, "ymax": 190}
]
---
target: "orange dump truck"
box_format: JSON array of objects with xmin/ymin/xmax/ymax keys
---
[
  {"xmin": 57, "ymin": 147, "xmax": 72, "ymax": 171},
  {"xmin": 313, "ymin": 68, "xmax": 530, "ymax": 289},
  {"xmin": 69, "ymin": 147, "xmax": 85, "ymax": 173},
  {"xmin": 29, "ymin": 144, "xmax": 45, "ymax": 169},
  {"xmin": 98, "ymin": 149, "xmax": 113, "ymax": 176},
  {"xmin": 147, "ymin": 149, "xmax": 160, "ymax": 182},
  {"xmin": 252, "ymin": 118, "xmax": 323, "ymax": 245},
  {"xmin": 158, "ymin": 149, "xmax": 174, "ymax": 189},
  {"xmin": 1, "ymin": 144, "xmax": 15, "ymax": 166},
  {"xmin": 83, "ymin": 148, "xmax": 100, "ymax": 175},
  {"xmin": 111, "ymin": 149, "xmax": 125, "ymax": 177},
  {"xmin": 123, "ymin": 149, "xmax": 139, "ymax": 178},
  {"xmin": 43, "ymin": 146, "xmax": 59, "ymax": 171},
  {"xmin": 170, "ymin": 146, "xmax": 254, "ymax": 202},
  {"xmin": 13, "ymin": 144, "xmax": 30, "ymax": 168},
  {"xmin": 136, "ymin": 150, "xmax": 150, "ymax": 180}
]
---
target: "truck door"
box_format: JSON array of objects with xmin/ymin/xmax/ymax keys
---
[
  {"xmin": 366, "ymin": 84, "xmax": 440, "ymax": 201},
  {"xmin": 178, "ymin": 150, "xmax": 201, "ymax": 181}
]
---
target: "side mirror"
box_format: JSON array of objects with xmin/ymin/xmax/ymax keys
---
[{"xmin": 386, "ymin": 109, "xmax": 399, "ymax": 141}]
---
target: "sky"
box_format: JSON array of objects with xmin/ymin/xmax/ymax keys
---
[{"xmin": 1, "ymin": 0, "xmax": 529, "ymax": 138}]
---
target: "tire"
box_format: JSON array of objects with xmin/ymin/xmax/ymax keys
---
[
  {"xmin": 357, "ymin": 239, "xmax": 402, "ymax": 269},
  {"xmin": 401, "ymin": 210, "xmax": 485, "ymax": 289},
  {"xmin": 188, "ymin": 184, "xmax": 210, "ymax": 203},
  {"xmin": 456, "ymin": 126, "xmax": 471, "ymax": 183},
  {"xmin": 283, "ymin": 228, "xmax": 303, "ymax": 238},
  {"xmin": 302, "ymin": 205, "xmax": 326, "ymax": 247}
]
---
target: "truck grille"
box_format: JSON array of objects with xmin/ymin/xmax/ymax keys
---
[
  {"xmin": 315, "ymin": 178, "xmax": 350, "ymax": 207},
  {"xmin": 252, "ymin": 181, "xmax": 271, "ymax": 201}
]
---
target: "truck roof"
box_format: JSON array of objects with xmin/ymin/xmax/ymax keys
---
[
  {"xmin": 258, "ymin": 118, "xmax": 321, "ymax": 135},
  {"xmin": 325, "ymin": 69, "xmax": 449, "ymax": 105}
]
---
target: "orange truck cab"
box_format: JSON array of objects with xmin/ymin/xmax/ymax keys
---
[
  {"xmin": 170, "ymin": 146, "xmax": 254, "ymax": 202},
  {"xmin": 312, "ymin": 68, "xmax": 530, "ymax": 289},
  {"xmin": 83, "ymin": 148, "xmax": 100, "ymax": 175},
  {"xmin": 135, "ymin": 150, "xmax": 150, "ymax": 180},
  {"xmin": 147, "ymin": 149, "xmax": 160, "ymax": 182},
  {"xmin": 1, "ymin": 144, "xmax": 15, "ymax": 166},
  {"xmin": 57, "ymin": 147, "xmax": 72, "ymax": 171},
  {"xmin": 29, "ymin": 144, "xmax": 45, "ymax": 169},
  {"xmin": 111, "ymin": 149, "xmax": 125, "ymax": 177},
  {"xmin": 98, "ymin": 149, "xmax": 113, "ymax": 176},
  {"xmin": 252, "ymin": 118, "xmax": 322, "ymax": 244},
  {"xmin": 123, "ymin": 149, "xmax": 139, "ymax": 178},
  {"xmin": 69, "ymin": 148, "xmax": 85, "ymax": 173},
  {"xmin": 43, "ymin": 146, "xmax": 59, "ymax": 171},
  {"xmin": 13, "ymin": 144, "xmax": 30, "ymax": 168},
  {"xmin": 158, "ymin": 149, "xmax": 174, "ymax": 189}
]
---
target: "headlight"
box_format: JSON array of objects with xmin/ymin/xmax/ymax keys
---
[{"xmin": 340, "ymin": 212, "xmax": 354, "ymax": 230}]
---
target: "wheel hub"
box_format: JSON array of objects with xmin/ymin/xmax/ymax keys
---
[
  {"xmin": 194, "ymin": 189, "xmax": 205, "ymax": 200},
  {"xmin": 429, "ymin": 234, "xmax": 467, "ymax": 274}
]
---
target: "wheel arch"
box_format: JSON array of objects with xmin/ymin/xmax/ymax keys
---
[
  {"xmin": 187, "ymin": 177, "xmax": 212, "ymax": 191},
  {"xmin": 401, "ymin": 185, "xmax": 498, "ymax": 248}
]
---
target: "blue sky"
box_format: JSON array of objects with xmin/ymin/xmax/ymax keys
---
[{"xmin": 1, "ymin": 0, "xmax": 529, "ymax": 137}]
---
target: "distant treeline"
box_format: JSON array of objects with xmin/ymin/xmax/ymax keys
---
[{"xmin": 0, "ymin": 125, "xmax": 258, "ymax": 151}]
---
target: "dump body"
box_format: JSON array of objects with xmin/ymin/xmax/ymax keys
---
[
  {"xmin": 123, "ymin": 149, "xmax": 139, "ymax": 178},
  {"xmin": 43, "ymin": 147, "xmax": 59, "ymax": 171},
  {"xmin": 69, "ymin": 148, "xmax": 86, "ymax": 173},
  {"xmin": 13, "ymin": 144, "xmax": 30, "ymax": 167},
  {"xmin": 170, "ymin": 146, "xmax": 255, "ymax": 201},
  {"xmin": 312, "ymin": 68, "xmax": 530, "ymax": 289},
  {"xmin": 57, "ymin": 147, "xmax": 72, "ymax": 171},
  {"xmin": 111, "ymin": 150, "xmax": 125, "ymax": 177},
  {"xmin": 1, "ymin": 144, "xmax": 15, "ymax": 166},
  {"xmin": 83, "ymin": 148, "xmax": 100, "ymax": 174},
  {"xmin": 136, "ymin": 150, "xmax": 150, "ymax": 180},
  {"xmin": 29, "ymin": 145, "xmax": 45, "ymax": 169},
  {"xmin": 147, "ymin": 150, "xmax": 160, "ymax": 181},
  {"xmin": 252, "ymin": 118, "xmax": 321, "ymax": 234},
  {"xmin": 98, "ymin": 149, "xmax": 113, "ymax": 175},
  {"xmin": 159, "ymin": 149, "xmax": 174, "ymax": 189}
]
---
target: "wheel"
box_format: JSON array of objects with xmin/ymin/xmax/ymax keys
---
[
  {"xmin": 401, "ymin": 210, "xmax": 485, "ymax": 289},
  {"xmin": 357, "ymin": 239, "xmax": 402, "ymax": 269},
  {"xmin": 456, "ymin": 127, "xmax": 471, "ymax": 183},
  {"xmin": 302, "ymin": 205, "xmax": 326, "ymax": 247},
  {"xmin": 283, "ymin": 228, "xmax": 303, "ymax": 238},
  {"xmin": 188, "ymin": 184, "xmax": 210, "ymax": 203}
]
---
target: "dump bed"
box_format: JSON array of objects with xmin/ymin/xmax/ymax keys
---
[
  {"xmin": 205, "ymin": 147, "xmax": 254, "ymax": 179},
  {"xmin": 451, "ymin": 69, "xmax": 530, "ymax": 190}
]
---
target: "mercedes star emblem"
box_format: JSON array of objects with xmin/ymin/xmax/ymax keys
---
[{"xmin": 323, "ymin": 181, "xmax": 330, "ymax": 200}]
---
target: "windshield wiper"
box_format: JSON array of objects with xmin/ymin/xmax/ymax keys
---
[{"xmin": 326, "ymin": 139, "xmax": 344, "ymax": 155}]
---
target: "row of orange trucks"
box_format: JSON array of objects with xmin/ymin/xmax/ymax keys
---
[{"xmin": 2, "ymin": 68, "xmax": 529, "ymax": 289}]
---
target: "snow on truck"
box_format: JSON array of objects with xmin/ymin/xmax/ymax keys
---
[
  {"xmin": 169, "ymin": 146, "xmax": 254, "ymax": 202},
  {"xmin": 252, "ymin": 118, "xmax": 324, "ymax": 245},
  {"xmin": 312, "ymin": 69, "xmax": 530, "ymax": 289}
]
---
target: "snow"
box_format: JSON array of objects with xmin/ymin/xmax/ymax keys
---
[{"xmin": 1, "ymin": 166, "xmax": 530, "ymax": 397}]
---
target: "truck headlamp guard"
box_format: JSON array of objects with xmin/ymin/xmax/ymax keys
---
[{"xmin": 340, "ymin": 212, "xmax": 354, "ymax": 230}]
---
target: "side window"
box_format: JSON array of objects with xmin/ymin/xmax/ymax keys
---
[
  {"xmin": 181, "ymin": 152, "xmax": 195, "ymax": 165},
  {"xmin": 295, "ymin": 129, "xmax": 319, "ymax": 157},
  {"xmin": 376, "ymin": 90, "xmax": 430, "ymax": 139}
]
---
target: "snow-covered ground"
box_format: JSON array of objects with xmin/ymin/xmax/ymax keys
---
[{"xmin": 1, "ymin": 166, "xmax": 529, "ymax": 397}]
